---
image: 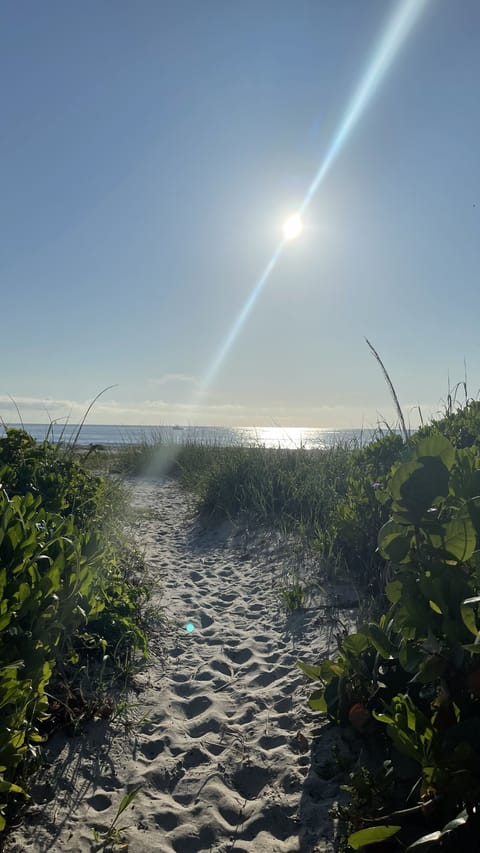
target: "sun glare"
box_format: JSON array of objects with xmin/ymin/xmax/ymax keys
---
[{"xmin": 282, "ymin": 213, "xmax": 303, "ymax": 241}]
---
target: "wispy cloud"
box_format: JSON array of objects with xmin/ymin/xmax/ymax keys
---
[
  {"xmin": 0, "ymin": 394, "xmax": 432, "ymax": 429},
  {"xmin": 148, "ymin": 373, "xmax": 199, "ymax": 387}
]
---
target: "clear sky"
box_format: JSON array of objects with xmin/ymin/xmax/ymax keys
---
[{"xmin": 2, "ymin": 0, "xmax": 479, "ymax": 428}]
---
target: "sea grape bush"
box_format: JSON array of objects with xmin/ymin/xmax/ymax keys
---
[
  {"xmin": 0, "ymin": 428, "xmax": 101, "ymax": 528},
  {"xmin": 299, "ymin": 431, "xmax": 480, "ymax": 849},
  {"xmin": 0, "ymin": 430, "xmax": 147, "ymax": 831}
]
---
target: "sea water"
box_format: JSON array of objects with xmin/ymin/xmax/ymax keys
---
[{"xmin": 1, "ymin": 423, "xmax": 392, "ymax": 450}]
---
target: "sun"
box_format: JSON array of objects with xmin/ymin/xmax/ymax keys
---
[{"xmin": 282, "ymin": 213, "xmax": 303, "ymax": 241}]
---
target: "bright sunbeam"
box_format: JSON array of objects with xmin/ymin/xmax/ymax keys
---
[
  {"xmin": 283, "ymin": 213, "xmax": 303, "ymax": 241},
  {"xmin": 194, "ymin": 0, "xmax": 429, "ymax": 404},
  {"xmin": 300, "ymin": 0, "xmax": 429, "ymax": 214},
  {"xmin": 194, "ymin": 243, "xmax": 285, "ymax": 399}
]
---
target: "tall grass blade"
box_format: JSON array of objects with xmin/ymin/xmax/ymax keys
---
[{"xmin": 365, "ymin": 338, "xmax": 409, "ymax": 442}]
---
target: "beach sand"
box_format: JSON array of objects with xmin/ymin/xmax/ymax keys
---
[{"xmin": 5, "ymin": 478, "xmax": 357, "ymax": 853}]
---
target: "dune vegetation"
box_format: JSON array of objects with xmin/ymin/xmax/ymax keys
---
[
  {"xmin": 0, "ymin": 428, "xmax": 149, "ymax": 833},
  {"xmin": 3, "ymin": 399, "xmax": 480, "ymax": 849}
]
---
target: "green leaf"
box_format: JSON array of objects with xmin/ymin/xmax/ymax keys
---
[
  {"xmin": 296, "ymin": 661, "xmax": 321, "ymax": 682},
  {"xmin": 391, "ymin": 457, "xmax": 450, "ymax": 518},
  {"xmin": 461, "ymin": 605, "xmax": 478, "ymax": 637},
  {"xmin": 308, "ymin": 688, "xmax": 327, "ymax": 713},
  {"xmin": 415, "ymin": 434, "xmax": 455, "ymax": 470},
  {"xmin": 428, "ymin": 600, "xmax": 442, "ymax": 615},
  {"xmin": 342, "ymin": 632, "xmax": 370, "ymax": 656},
  {"xmin": 367, "ymin": 623, "xmax": 395, "ymax": 658},
  {"xmin": 385, "ymin": 579, "xmax": 403, "ymax": 603},
  {"xmin": 117, "ymin": 787, "xmax": 141, "ymax": 817},
  {"xmin": 348, "ymin": 825, "xmax": 401, "ymax": 849},
  {"xmin": 462, "ymin": 643, "xmax": 480, "ymax": 654},
  {"xmin": 378, "ymin": 520, "xmax": 413, "ymax": 564},
  {"xmin": 429, "ymin": 514, "xmax": 477, "ymax": 563}
]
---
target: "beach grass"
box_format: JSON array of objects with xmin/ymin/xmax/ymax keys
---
[{"xmin": 111, "ymin": 429, "xmax": 405, "ymax": 592}]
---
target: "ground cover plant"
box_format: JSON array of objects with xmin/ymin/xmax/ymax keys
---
[
  {"xmin": 0, "ymin": 428, "xmax": 148, "ymax": 833},
  {"xmin": 299, "ymin": 421, "xmax": 480, "ymax": 850}
]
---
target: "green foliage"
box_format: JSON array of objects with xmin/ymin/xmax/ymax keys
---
[
  {"xmin": 416, "ymin": 399, "xmax": 480, "ymax": 451},
  {"xmin": 299, "ymin": 431, "xmax": 480, "ymax": 848},
  {"xmin": 320, "ymin": 434, "xmax": 404, "ymax": 589},
  {"xmin": 0, "ymin": 430, "xmax": 148, "ymax": 832},
  {"xmin": 0, "ymin": 428, "xmax": 102, "ymax": 528},
  {"xmin": 279, "ymin": 572, "xmax": 305, "ymax": 612}
]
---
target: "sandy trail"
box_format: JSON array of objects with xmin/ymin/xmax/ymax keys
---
[{"xmin": 6, "ymin": 478, "xmax": 355, "ymax": 853}]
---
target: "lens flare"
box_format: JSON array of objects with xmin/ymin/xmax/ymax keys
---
[{"xmin": 185, "ymin": 622, "xmax": 195, "ymax": 633}]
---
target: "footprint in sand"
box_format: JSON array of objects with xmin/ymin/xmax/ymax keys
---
[
  {"xmin": 219, "ymin": 592, "xmax": 236, "ymax": 603},
  {"xmin": 232, "ymin": 766, "xmax": 270, "ymax": 799},
  {"xmin": 140, "ymin": 739, "xmax": 166, "ymax": 760},
  {"xmin": 154, "ymin": 811, "xmax": 179, "ymax": 831},
  {"xmin": 183, "ymin": 746, "xmax": 210, "ymax": 769},
  {"xmin": 259, "ymin": 733, "xmax": 288, "ymax": 751},
  {"xmin": 86, "ymin": 793, "xmax": 112, "ymax": 811},
  {"xmin": 189, "ymin": 717, "xmax": 221, "ymax": 738},
  {"xmin": 178, "ymin": 695, "xmax": 213, "ymax": 719},
  {"xmin": 224, "ymin": 646, "xmax": 252, "ymax": 664},
  {"xmin": 189, "ymin": 570, "xmax": 203, "ymax": 583},
  {"xmin": 171, "ymin": 680, "xmax": 193, "ymax": 698},
  {"xmin": 243, "ymin": 805, "xmax": 296, "ymax": 841},
  {"xmin": 211, "ymin": 658, "xmax": 231, "ymax": 675},
  {"xmin": 273, "ymin": 696, "xmax": 293, "ymax": 713},
  {"xmin": 171, "ymin": 825, "xmax": 215, "ymax": 853},
  {"xmin": 199, "ymin": 611, "xmax": 214, "ymax": 628},
  {"xmin": 252, "ymin": 665, "xmax": 290, "ymax": 688}
]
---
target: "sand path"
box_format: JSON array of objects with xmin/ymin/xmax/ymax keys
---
[{"xmin": 6, "ymin": 478, "xmax": 353, "ymax": 853}]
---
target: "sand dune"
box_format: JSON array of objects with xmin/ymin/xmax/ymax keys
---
[{"xmin": 5, "ymin": 479, "xmax": 356, "ymax": 852}]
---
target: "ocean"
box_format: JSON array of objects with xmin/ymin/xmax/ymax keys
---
[{"xmin": 1, "ymin": 423, "xmax": 390, "ymax": 450}]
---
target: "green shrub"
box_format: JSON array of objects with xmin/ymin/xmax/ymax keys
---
[
  {"xmin": 416, "ymin": 399, "xmax": 480, "ymax": 450},
  {"xmin": 299, "ymin": 433, "xmax": 480, "ymax": 848},
  {"xmin": 0, "ymin": 430, "xmax": 148, "ymax": 831},
  {"xmin": 0, "ymin": 428, "xmax": 101, "ymax": 528}
]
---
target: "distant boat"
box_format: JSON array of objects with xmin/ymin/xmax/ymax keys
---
[{"xmin": 172, "ymin": 425, "xmax": 184, "ymax": 430}]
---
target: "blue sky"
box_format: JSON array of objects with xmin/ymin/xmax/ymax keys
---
[{"xmin": 2, "ymin": 0, "xmax": 479, "ymax": 427}]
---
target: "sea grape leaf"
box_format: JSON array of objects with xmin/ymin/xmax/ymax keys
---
[
  {"xmin": 390, "ymin": 457, "xmax": 450, "ymax": 518},
  {"xmin": 386, "ymin": 579, "xmax": 403, "ymax": 603},
  {"xmin": 308, "ymin": 689, "xmax": 327, "ymax": 713},
  {"xmin": 367, "ymin": 623, "xmax": 395, "ymax": 659},
  {"xmin": 348, "ymin": 825, "xmax": 401, "ymax": 849},
  {"xmin": 428, "ymin": 513, "xmax": 476, "ymax": 563},
  {"xmin": 460, "ymin": 605, "xmax": 478, "ymax": 637},
  {"xmin": 378, "ymin": 521, "xmax": 413, "ymax": 563},
  {"xmin": 414, "ymin": 434, "xmax": 455, "ymax": 470},
  {"xmin": 342, "ymin": 632, "xmax": 370, "ymax": 656},
  {"xmin": 296, "ymin": 661, "xmax": 321, "ymax": 682}
]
